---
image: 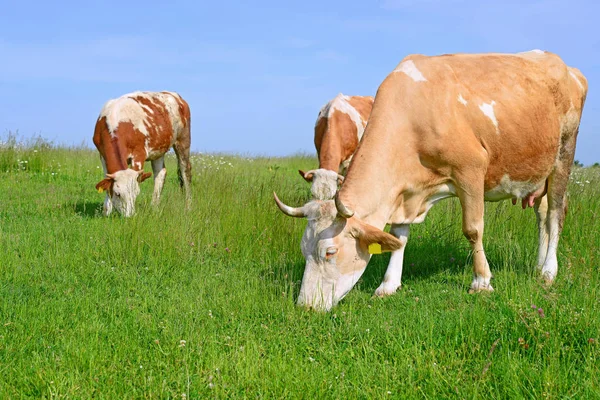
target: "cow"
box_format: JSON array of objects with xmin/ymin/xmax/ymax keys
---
[
  {"xmin": 93, "ymin": 91, "xmax": 192, "ymax": 217},
  {"xmin": 275, "ymin": 50, "xmax": 588, "ymax": 311},
  {"xmin": 298, "ymin": 94, "xmax": 374, "ymax": 200}
]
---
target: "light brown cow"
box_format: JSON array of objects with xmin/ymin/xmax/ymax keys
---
[
  {"xmin": 93, "ymin": 91, "xmax": 192, "ymax": 217},
  {"xmin": 298, "ymin": 94, "xmax": 374, "ymax": 200},
  {"xmin": 275, "ymin": 50, "xmax": 588, "ymax": 311}
]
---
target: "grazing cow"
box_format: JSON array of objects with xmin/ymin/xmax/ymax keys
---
[
  {"xmin": 93, "ymin": 91, "xmax": 192, "ymax": 217},
  {"xmin": 298, "ymin": 94, "xmax": 374, "ymax": 200},
  {"xmin": 275, "ymin": 50, "xmax": 587, "ymax": 311}
]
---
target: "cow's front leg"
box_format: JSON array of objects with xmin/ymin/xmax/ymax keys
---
[
  {"xmin": 374, "ymin": 224, "xmax": 410, "ymax": 297},
  {"xmin": 151, "ymin": 156, "xmax": 167, "ymax": 206},
  {"xmin": 103, "ymin": 194, "xmax": 113, "ymax": 216},
  {"xmin": 100, "ymin": 155, "xmax": 113, "ymax": 216},
  {"xmin": 457, "ymin": 178, "xmax": 493, "ymax": 293}
]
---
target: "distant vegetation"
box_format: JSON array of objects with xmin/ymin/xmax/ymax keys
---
[{"xmin": 1, "ymin": 136, "xmax": 598, "ymax": 398}]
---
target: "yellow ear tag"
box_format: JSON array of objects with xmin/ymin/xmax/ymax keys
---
[
  {"xmin": 368, "ymin": 243, "xmax": 382, "ymax": 254},
  {"xmin": 97, "ymin": 187, "xmax": 104, "ymax": 193}
]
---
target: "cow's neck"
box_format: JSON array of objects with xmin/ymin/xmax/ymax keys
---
[
  {"xmin": 338, "ymin": 119, "xmax": 422, "ymax": 230},
  {"xmin": 102, "ymin": 129, "xmax": 128, "ymax": 173},
  {"xmin": 318, "ymin": 134, "xmax": 344, "ymax": 172}
]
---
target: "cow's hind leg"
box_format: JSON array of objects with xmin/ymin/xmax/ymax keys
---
[
  {"xmin": 534, "ymin": 195, "xmax": 549, "ymax": 270},
  {"xmin": 539, "ymin": 134, "xmax": 576, "ymax": 283},
  {"xmin": 374, "ymin": 224, "xmax": 410, "ymax": 297},
  {"xmin": 456, "ymin": 173, "xmax": 493, "ymax": 293},
  {"xmin": 151, "ymin": 156, "xmax": 167, "ymax": 206}
]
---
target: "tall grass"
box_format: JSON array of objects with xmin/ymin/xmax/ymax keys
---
[{"xmin": 0, "ymin": 140, "xmax": 598, "ymax": 398}]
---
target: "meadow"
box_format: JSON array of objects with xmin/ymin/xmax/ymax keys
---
[{"xmin": 0, "ymin": 136, "xmax": 599, "ymax": 399}]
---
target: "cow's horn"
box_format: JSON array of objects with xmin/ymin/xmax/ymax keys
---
[
  {"xmin": 274, "ymin": 192, "xmax": 307, "ymax": 218},
  {"xmin": 335, "ymin": 193, "xmax": 354, "ymax": 218}
]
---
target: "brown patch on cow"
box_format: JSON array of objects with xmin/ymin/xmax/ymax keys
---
[
  {"xmin": 134, "ymin": 95, "xmax": 174, "ymax": 159},
  {"xmin": 93, "ymin": 116, "xmax": 128, "ymax": 173},
  {"xmin": 347, "ymin": 96, "xmax": 374, "ymax": 124}
]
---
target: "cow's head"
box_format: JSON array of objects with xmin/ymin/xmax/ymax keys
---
[
  {"xmin": 298, "ymin": 169, "xmax": 344, "ymax": 200},
  {"xmin": 95, "ymin": 169, "xmax": 152, "ymax": 217},
  {"xmin": 274, "ymin": 192, "xmax": 402, "ymax": 311}
]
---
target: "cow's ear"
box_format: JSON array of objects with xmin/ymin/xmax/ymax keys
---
[
  {"xmin": 95, "ymin": 178, "xmax": 113, "ymax": 193},
  {"xmin": 138, "ymin": 171, "xmax": 152, "ymax": 183},
  {"xmin": 355, "ymin": 222, "xmax": 403, "ymax": 253},
  {"xmin": 298, "ymin": 169, "xmax": 314, "ymax": 182}
]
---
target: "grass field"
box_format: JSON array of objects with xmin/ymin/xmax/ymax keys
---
[{"xmin": 1, "ymin": 137, "xmax": 599, "ymax": 399}]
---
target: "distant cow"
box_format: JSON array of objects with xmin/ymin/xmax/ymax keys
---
[
  {"xmin": 275, "ymin": 50, "xmax": 588, "ymax": 311},
  {"xmin": 299, "ymin": 94, "xmax": 374, "ymax": 200},
  {"xmin": 93, "ymin": 91, "xmax": 192, "ymax": 217}
]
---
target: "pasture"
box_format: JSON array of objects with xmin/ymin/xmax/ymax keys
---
[{"xmin": 0, "ymin": 138, "xmax": 599, "ymax": 398}]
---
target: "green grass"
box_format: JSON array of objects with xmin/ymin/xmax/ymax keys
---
[{"xmin": 0, "ymin": 140, "xmax": 599, "ymax": 399}]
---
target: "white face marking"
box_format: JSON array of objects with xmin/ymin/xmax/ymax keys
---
[
  {"xmin": 569, "ymin": 71, "xmax": 584, "ymax": 91},
  {"xmin": 393, "ymin": 60, "xmax": 427, "ymax": 82},
  {"xmin": 316, "ymin": 94, "xmax": 367, "ymax": 141},
  {"xmin": 484, "ymin": 175, "xmax": 542, "ymax": 201},
  {"xmin": 479, "ymin": 101, "xmax": 499, "ymax": 133},
  {"xmin": 310, "ymin": 169, "xmax": 340, "ymax": 200},
  {"xmin": 110, "ymin": 169, "xmax": 141, "ymax": 217},
  {"xmin": 294, "ymin": 201, "xmax": 370, "ymax": 311},
  {"xmin": 457, "ymin": 94, "xmax": 468, "ymax": 106}
]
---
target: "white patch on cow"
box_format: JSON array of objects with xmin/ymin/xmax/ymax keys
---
[
  {"xmin": 479, "ymin": 101, "xmax": 499, "ymax": 133},
  {"xmin": 457, "ymin": 94, "xmax": 468, "ymax": 106},
  {"xmin": 521, "ymin": 49, "xmax": 544, "ymax": 54},
  {"xmin": 316, "ymin": 93, "xmax": 366, "ymax": 141},
  {"xmin": 569, "ymin": 70, "xmax": 584, "ymax": 91},
  {"xmin": 484, "ymin": 175, "xmax": 541, "ymax": 201},
  {"xmin": 100, "ymin": 97, "xmax": 150, "ymax": 137},
  {"xmin": 393, "ymin": 60, "xmax": 427, "ymax": 82}
]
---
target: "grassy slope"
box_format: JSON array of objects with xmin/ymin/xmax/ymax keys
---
[{"xmin": 0, "ymin": 144, "xmax": 598, "ymax": 399}]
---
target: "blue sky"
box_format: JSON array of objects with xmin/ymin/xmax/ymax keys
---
[{"xmin": 1, "ymin": 0, "xmax": 598, "ymax": 164}]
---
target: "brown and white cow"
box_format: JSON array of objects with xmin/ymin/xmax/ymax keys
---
[
  {"xmin": 93, "ymin": 91, "xmax": 192, "ymax": 217},
  {"xmin": 275, "ymin": 50, "xmax": 587, "ymax": 311},
  {"xmin": 298, "ymin": 94, "xmax": 374, "ymax": 200}
]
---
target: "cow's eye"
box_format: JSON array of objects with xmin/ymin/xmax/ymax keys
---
[
  {"xmin": 115, "ymin": 192, "xmax": 121, "ymax": 197},
  {"xmin": 325, "ymin": 247, "xmax": 338, "ymax": 257}
]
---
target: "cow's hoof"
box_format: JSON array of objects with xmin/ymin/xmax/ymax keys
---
[
  {"xmin": 541, "ymin": 271, "xmax": 556, "ymax": 285},
  {"xmin": 374, "ymin": 282, "xmax": 401, "ymax": 298},
  {"xmin": 468, "ymin": 278, "xmax": 494, "ymax": 294}
]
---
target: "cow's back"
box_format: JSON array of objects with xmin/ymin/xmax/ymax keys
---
[
  {"xmin": 375, "ymin": 51, "xmax": 586, "ymax": 190},
  {"xmin": 94, "ymin": 91, "xmax": 190, "ymax": 163}
]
